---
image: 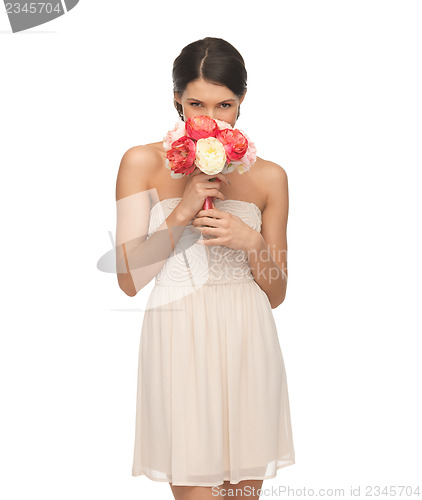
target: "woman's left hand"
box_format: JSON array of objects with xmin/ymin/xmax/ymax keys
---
[{"xmin": 192, "ymin": 206, "xmax": 259, "ymax": 251}]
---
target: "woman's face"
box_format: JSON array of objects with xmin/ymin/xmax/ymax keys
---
[{"xmin": 174, "ymin": 78, "xmax": 246, "ymax": 128}]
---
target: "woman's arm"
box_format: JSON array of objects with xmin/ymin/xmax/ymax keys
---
[
  {"xmin": 247, "ymin": 162, "xmax": 289, "ymax": 308},
  {"xmin": 115, "ymin": 146, "xmax": 191, "ymax": 297}
]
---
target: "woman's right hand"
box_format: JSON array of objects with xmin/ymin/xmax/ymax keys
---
[{"xmin": 175, "ymin": 167, "xmax": 231, "ymax": 221}]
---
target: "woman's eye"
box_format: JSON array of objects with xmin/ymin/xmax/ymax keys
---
[{"xmin": 190, "ymin": 102, "xmax": 231, "ymax": 108}]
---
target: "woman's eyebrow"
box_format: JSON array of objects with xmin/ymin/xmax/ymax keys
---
[{"xmin": 187, "ymin": 98, "xmax": 236, "ymax": 104}]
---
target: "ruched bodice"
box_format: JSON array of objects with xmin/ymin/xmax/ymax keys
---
[{"xmin": 147, "ymin": 197, "xmax": 262, "ymax": 287}]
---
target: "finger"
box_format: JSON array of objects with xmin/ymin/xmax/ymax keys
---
[
  {"xmin": 191, "ymin": 168, "xmax": 220, "ymax": 179},
  {"xmin": 199, "ymin": 187, "xmax": 225, "ymax": 200},
  {"xmin": 198, "ymin": 225, "xmax": 221, "ymax": 236},
  {"xmin": 193, "ymin": 221, "xmax": 218, "ymax": 230},
  {"xmin": 193, "ymin": 215, "xmax": 221, "ymax": 225},
  {"xmin": 195, "ymin": 236, "xmax": 224, "ymax": 246},
  {"xmin": 197, "ymin": 180, "xmax": 222, "ymax": 191},
  {"xmin": 190, "ymin": 167, "xmax": 204, "ymax": 176},
  {"xmin": 214, "ymin": 172, "xmax": 231, "ymax": 186},
  {"xmin": 192, "ymin": 169, "xmax": 230, "ymax": 186},
  {"xmin": 211, "ymin": 190, "xmax": 226, "ymax": 201},
  {"xmin": 196, "ymin": 208, "xmax": 222, "ymax": 218}
]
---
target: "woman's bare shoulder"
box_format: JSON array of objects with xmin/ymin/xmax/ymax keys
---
[
  {"xmin": 253, "ymin": 155, "xmax": 288, "ymax": 187},
  {"xmin": 254, "ymin": 155, "xmax": 288, "ymax": 176},
  {"xmin": 252, "ymin": 156, "xmax": 288, "ymax": 210},
  {"xmin": 120, "ymin": 142, "xmax": 163, "ymax": 165},
  {"xmin": 116, "ymin": 143, "xmax": 163, "ymax": 200}
]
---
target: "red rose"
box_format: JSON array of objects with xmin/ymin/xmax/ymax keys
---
[
  {"xmin": 186, "ymin": 115, "xmax": 219, "ymax": 141},
  {"xmin": 166, "ymin": 136, "xmax": 196, "ymax": 175},
  {"xmin": 216, "ymin": 128, "xmax": 249, "ymax": 161}
]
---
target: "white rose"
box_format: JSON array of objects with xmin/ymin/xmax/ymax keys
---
[{"xmin": 195, "ymin": 137, "xmax": 227, "ymax": 175}]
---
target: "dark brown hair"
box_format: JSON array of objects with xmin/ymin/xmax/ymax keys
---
[{"xmin": 172, "ymin": 37, "xmax": 247, "ymax": 121}]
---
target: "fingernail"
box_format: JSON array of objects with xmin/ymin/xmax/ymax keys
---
[{"xmin": 228, "ymin": 179, "xmax": 232, "ymax": 185}]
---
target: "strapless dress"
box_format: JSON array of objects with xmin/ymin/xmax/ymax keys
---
[{"xmin": 131, "ymin": 197, "xmax": 295, "ymax": 487}]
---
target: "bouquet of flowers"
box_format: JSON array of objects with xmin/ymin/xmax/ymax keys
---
[{"xmin": 163, "ymin": 115, "xmax": 257, "ymax": 210}]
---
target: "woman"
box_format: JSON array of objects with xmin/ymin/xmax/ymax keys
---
[{"xmin": 115, "ymin": 37, "xmax": 295, "ymax": 499}]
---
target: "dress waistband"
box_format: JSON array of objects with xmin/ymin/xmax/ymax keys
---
[{"xmin": 154, "ymin": 277, "xmax": 255, "ymax": 287}]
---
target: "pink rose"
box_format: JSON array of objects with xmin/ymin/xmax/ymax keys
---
[
  {"xmin": 239, "ymin": 130, "xmax": 257, "ymax": 167},
  {"xmin": 215, "ymin": 128, "xmax": 248, "ymax": 161},
  {"xmin": 185, "ymin": 115, "xmax": 219, "ymax": 141},
  {"xmin": 214, "ymin": 118, "xmax": 233, "ymax": 130},
  {"xmin": 162, "ymin": 119, "xmax": 186, "ymax": 151},
  {"xmin": 166, "ymin": 136, "xmax": 196, "ymax": 175}
]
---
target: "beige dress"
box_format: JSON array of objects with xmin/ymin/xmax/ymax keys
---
[{"xmin": 131, "ymin": 197, "xmax": 295, "ymax": 487}]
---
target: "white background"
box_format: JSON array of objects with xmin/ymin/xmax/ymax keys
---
[{"xmin": 1, "ymin": 0, "xmax": 421, "ymax": 498}]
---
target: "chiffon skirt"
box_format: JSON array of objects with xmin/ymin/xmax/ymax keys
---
[{"xmin": 131, "ymin": 280, "xmax": 295, "ymax": 487}]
